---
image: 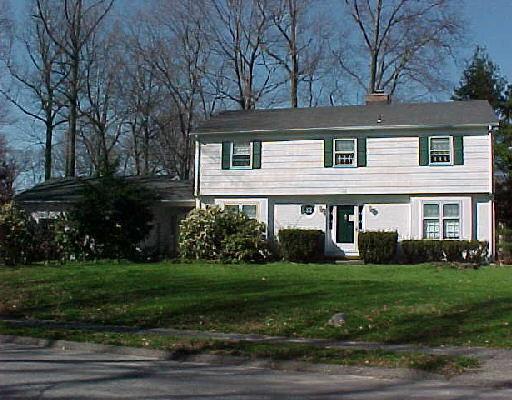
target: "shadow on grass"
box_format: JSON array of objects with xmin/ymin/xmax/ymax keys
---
[{"xmin": 361, "ymin": 297, "xmax": 512, "ymax": 346}]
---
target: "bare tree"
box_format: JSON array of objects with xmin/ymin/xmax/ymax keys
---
[
  {"xmin": 133, "ymin": 0, "xmax": 213, "ymax": 179},
  {"xmin": 262, "ymin": 0, "xmax": 328, "ymax": 108},
  {"xmin": 1, "ymin": 1, "xmax": 67, "ymax": 181},
  {"xmin": 207, "ymin": 0, "xmax": 281, "ymax": 110},
  {"xmin": 35, "ymin": 0, "xmax": 114, "ymax": 177},
  {"xmin": 340, "ymin": 0, "xmax": 464, "ymax": 96},
  {"xmin": 79, "ymin": 27, "xmax": 125, "ymax": 176}
]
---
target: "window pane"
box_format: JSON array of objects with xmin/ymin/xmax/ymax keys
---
[
  {"xmin": 233, "ymin": 143, "xmax": 250, "ymax": 155},
  {"xmin": 225, "ymin": 205, "xmax": 239, "ymax": 213},
  {"xmin": 423, "ymin": 219, "xmax": 440, "ymax": 239},
  {"xmin": 443, "ymin": 219, "xmax": 460, "ymax": 239},
  {"xmin": 232, "ymin": 155, "xmax": 251, "ymax": 167},
  {"xmin": 335, "ymin": 153, "xmax": 355, "ymax": 165},
  {"xmin": 423, "ymin": 204, "xmax": 439, "ymax": 218},
  {"xmin": 443, "ymin": 203, "xmax": 459, "ymax": 218},
  {"xmin": 430, "ymin": 138, "xmax": 450, "ymax": 151},
  {"xmin": 242, "ymin": 205, "xmax": 257, "ymax": 219},
  {"xmin": 335, "ymin": 139, "xmax": 354, "ymax": 152}
]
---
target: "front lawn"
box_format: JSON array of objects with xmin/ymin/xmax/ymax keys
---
[{"xmin": 1, "ymin": 262, "xmax": 512, "ymax": 347}]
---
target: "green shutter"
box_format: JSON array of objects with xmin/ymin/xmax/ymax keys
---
[
  {"xmin": 453, "ymin": 135, "xmax": 464, "ymax": 165},
  {"xmin": 357, "ymin": 137, "xmax": 367, "ymax": 167},
  {"xmin": 252, "ymin": 140, "xmax": 261, "ymax": 169},
  {"xmin": 419, "ymin": 136, "xmax": 429, "ymax": 166},
  {"xmin": 221, "ymin": 141, "xmax": 231, "ymax": 170},
  {"xmin": 324, "ymin": 137, "xmax": 333, "ymax": 167}
]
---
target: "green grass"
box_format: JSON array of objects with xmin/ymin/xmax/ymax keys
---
[
  {"xmin": 1, "ymin": 261, "xmax": 512, "ymax": 347},
  {"xmin": 0, "ymin": 322, "xmax": 479, "ymax": 376}
]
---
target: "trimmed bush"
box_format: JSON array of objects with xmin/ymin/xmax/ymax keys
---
[
  {"xmin": 401, "ymin": 240, "xmax": 488, "ymax": 264},
  {"xmin": 358, "ymin": 231, "xmax": 398, "ymax": 264},
  {"xmin": 179, "ymin": 206, "xmax": 270, "ymax": 263},
  {"xmin": 278, "ymin": 229, "xmax": 324, "ymax": 262},
  {"xmin": 400, "ymin": 240, "xmax": 444, "ymax": 263}
]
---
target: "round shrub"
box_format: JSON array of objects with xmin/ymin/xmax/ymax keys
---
[
  {"xmin": 278, "ymin": 229, "xmax": 324, "ymax": 262},
  {"xmin": 179, "ymin": 206, "xmax": 270, "ymax": 263},
  {"xmin": 0, "ymin": 202, "xmax": 34, "ymax": 265}
]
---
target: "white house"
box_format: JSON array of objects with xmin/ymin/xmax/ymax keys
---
[{"xmin": 193, "ymin": 96, "xmax": 499, "ymax": 257}]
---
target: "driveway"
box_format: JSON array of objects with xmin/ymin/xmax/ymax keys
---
[{"xmin": 1, "ymin": 342, "xmax": 512, "ymax": 399}]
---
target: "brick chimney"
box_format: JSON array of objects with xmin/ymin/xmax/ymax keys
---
[{"xmin": 365, "ymin": 90, "xmax": 391, "ymax": 105}]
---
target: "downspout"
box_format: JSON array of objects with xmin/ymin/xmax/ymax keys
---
[
  {"xmin": 194, "ymin": 136, "xmax": 201, "ymax": 209},
  {"xmin": 489, "ymin": 125, "xmax": 496, "ymax": 260}
]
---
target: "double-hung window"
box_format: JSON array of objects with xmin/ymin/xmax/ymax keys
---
[
  {"xmin": 231, "ymin": 142, "xmax": 252, "ymax": 168},
  {"xmin": 422, "ymin": 202, "xmax": 460, "ymax": 239},
  {"xmin": 334, "ymin": 138, "xmax": 356, "ymax": 167},
  {"xmin": 224, "ymin": 204, "xmax": 258, "ymax": 219},
  {"xmin": 429, "ymin": 137, "xmax": 452, "ymax": 165}
]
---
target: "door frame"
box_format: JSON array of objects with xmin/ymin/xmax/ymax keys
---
[{"xmin": 329, "ymin": 204, "xmax": 361, "ymax": 255}]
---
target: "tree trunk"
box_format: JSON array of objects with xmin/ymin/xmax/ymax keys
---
[
  {"xmin": 289, "ymin": 0, "xmax": 298, "ymax": 108},
  {"xmin": 44, "ymin": 120, "xmax": 53, "ymax": 180}
]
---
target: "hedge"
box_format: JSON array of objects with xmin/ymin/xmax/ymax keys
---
[
  {"xmin": 358, "ymin": 231, "xmax": 398, "ymax": 264},
  {"xmin": 401, "ymin": 240, "xmax": 488, "ymax": 264},
  {"xmin": 278, "ymin": 229, "xmax": 324, "ymax": 262}
]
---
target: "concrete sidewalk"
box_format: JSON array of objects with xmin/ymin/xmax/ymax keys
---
[
  {"xmin": 2, "ymin": 340, "xmax": 512, "ymax": 399},
  {"xmin": 2, "ymin": 317, "xmax": 512, "ymax": 387}
]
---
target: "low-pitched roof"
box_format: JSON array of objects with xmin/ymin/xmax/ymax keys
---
[
  {"xmin": 194, "ymin": 100, "xmax": 498, "ymax": 135},
  {"xmin": 16, "ymin": 176, "xmax": 194, "ymax": 205}
]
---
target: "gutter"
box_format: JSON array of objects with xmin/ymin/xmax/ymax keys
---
[{"xmin": 192, "ymin": 123, "xmax": 499, "ymax": 137}]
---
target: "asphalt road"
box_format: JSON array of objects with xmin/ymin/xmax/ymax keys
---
[{"xmin": 1, "ymin": 342, "xmax": 512, "ymax": 399}]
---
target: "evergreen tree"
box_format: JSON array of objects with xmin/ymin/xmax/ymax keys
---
[{"xmin": 453, "ymin": 46, "xmax": 506, "ymax": 109}]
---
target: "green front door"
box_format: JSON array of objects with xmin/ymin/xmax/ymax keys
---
[{"xmin": 336, "ymin": 205, "xmax": 355, "ymax": 244}]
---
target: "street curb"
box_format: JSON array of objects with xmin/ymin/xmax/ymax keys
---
[{"xmin": 0, "ymin": 334, "xmax": 441, "ymax": 380}]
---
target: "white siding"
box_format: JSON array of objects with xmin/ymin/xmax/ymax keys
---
[
  {"xmin": 363, "ymin": 203, "xmax": 411, "ymax": 240},
  {"xmin": 199, "ymin": 133, "xmax": 491, "ymax": 196},
  {"xmin": 274, "ymin": 204, "xmax": 325, "ymax": 236}
]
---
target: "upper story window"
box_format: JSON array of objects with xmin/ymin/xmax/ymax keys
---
[
  {"xmin": 334, "ymin": 138, "xmax": 357, "ymax": 167},
  {"xmin": 429, "ymin": 137, "xmax": 452, "ymax": 165},
  {"xmin": 231, "ymin": 142, "xmax": 252, "ymax": 168},
  {"xmin": 422, "ymin": 202, "xmax": 460, "ymax": 240}
]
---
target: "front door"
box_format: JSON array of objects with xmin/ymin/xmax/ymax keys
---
[{"xmin": 332, "ymin": 205, "xmax": 358, "ymax": 255}]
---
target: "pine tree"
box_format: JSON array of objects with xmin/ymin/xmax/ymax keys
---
[{"xmin": 453, "ymin": 46, "xmax": 506, "ymax": 109}]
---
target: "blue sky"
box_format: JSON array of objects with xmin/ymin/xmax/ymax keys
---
[
  {"xmin": 464, "ymin": 0, "xmax": 512, "ymax": 81},
  {"xmin": 5, "ymin": 1, "xmax": 512, "ymax": 148}
]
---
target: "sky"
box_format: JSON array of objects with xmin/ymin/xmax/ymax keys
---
[
  {"xmin": 464, "ymin": 0, "xmax": 512, "ymax": 81},
  {"xmin": 4, "ymin": 0, "xmax": 512, "ymax": 188}
]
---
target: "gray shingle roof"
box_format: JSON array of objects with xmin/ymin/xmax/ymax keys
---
[
  {"xmin": 16, "ymin": 176, "xmax": 194, "ymax": 205},
  {"xmin": 195, "ymin": 100, "xmax": 498, "ymax": 135}
]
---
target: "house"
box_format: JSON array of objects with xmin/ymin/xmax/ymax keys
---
[
  {"xmin": 193, "ymin": 96, "xmax": 499, "ymax": 257},
  {"xmin": 16, "ymin": 176, "xmax": 195, "ymax": 256}
]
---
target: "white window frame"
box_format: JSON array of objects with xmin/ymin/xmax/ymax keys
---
[
  {"xmin": 223, "ymin": 203, "xmax": 259, "ymax": 219},
  {"xmin": 422, "ymin": 201, "xmax": 462, "ymax": 240},
  {"xmin": 230, "ymin": 142, "xmax": 252, "ymax": 169},
  {"xmin": 429, "ymin": 136, "xmax": 453, "ymax": 166},
  {"xmin": 333, "ymin": 138, "xmax": 357, "ymax": 168}
]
